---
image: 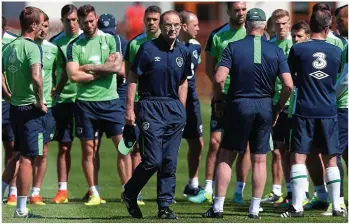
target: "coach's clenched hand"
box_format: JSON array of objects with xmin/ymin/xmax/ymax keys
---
[{"xmin": 125, "ymin": 109, "xmax": 136, "ymax": 126}]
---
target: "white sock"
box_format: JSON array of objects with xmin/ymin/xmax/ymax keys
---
[
  {"xmin": 16, "ymin": 196, "xmax": 27, "ymax": 213},
  {"xmin": 31, "ymin": 187, "xmax": 40, "ymax": 197},
  {"xmin": 326, "ymin": 167, "xmax": 341, "ymax": 211},
  {"xmin": 2, "ymin": 182, "xmax": 8, "ymax": 199},
  {"xmin": 340, "ymin": 197, "xmax": 345, "ymax": 205},
  {"xmin": 188, "ymin": 177, "xmax": 199, "ymax": 189},
  {"xmin": 89, "ymin": 186, "xmax": 99, "ymax": 196},
  {"xmin": 315, "ymin": 184, "xmax": 328, "ymax": 201},
  {"xmin": 9, "ymin": 186, "xmax": 17, "ymax": 197},
  {"xmin": 234, "ymin": 181, "xmax": 246, "ymax": 195},
  {"xmin": 305, "ymin": 180, "xmax": 309, "ymax": 193},
  {"xmin": 286, "ymin": 182, "xmax": 292, "ymax": 192},
  {"xmin": 58, "ymin": 182, "xmax": 67, "ymax": 191},
  {"xmin": 304, "ymin": 180, "xmax": 309, "ymax": 199},
  {"xmin": 291, "ymin": 164, "xmax": 307, "ymax": 211},
  {"xmin": 272, "ymin": 184, "xmax": 282, "ymax": 196},
  {"xmin": 249, "ymin": 197, "xmax": 261, "ymax": 215},
  {"xmin": 204, "ymin": 180, "xmax": 213, "ymax": 195},
  {"xmin": 122, "ymin": 184, "xmax": 125, "ymax": 192},
  {"xmin": 213, "ymin": 197, "xmax": 225, "ymax": 212}
]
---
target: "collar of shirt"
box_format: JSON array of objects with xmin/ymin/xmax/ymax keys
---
[
  {"xmin": 156, "ymin": 34, "xmax": 179, "ymax": 51},
  {"xmin": 245, "ymin": 35, "xmax": 267, "ymax": 41}
]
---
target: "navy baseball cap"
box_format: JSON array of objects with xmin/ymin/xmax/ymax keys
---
[
  {"xmin": 98, "ymin": 13, "xmax": 116, "ymax": 34},
  {"xmin": 118, "ymin": 124, "xmax": 138, "ymax": 155}
]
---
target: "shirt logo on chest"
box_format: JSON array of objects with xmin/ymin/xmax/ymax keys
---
[
  {"xmin": 193, "ymin": 50, "xmax": 198, "ymax": 60},
  {"xmin": 45, "ymin": 52, "xmax": 52, "ymax": 60},
  {"xmin": 154, "ymin": 56, "xmax": 161, "ymax": 62},
  {"xmin": 176, "ymin": 57, "xmax": 183, "ymax": 67}
]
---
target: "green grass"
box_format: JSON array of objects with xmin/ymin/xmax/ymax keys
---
[{"xmin": 2, "ymin": 102, "xmax": 348, "ymax": 223}]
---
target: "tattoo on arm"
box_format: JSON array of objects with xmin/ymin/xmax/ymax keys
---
[
  {"xmin": 83, "ymin": 52, "xmax": 123, "ymax": 74},
  {"xmin": 31, "ymin": 63, "xmax": 44, "ymax": 104}
]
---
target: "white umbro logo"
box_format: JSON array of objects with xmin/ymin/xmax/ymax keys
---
[
  {"xmin": 309, "ymin": 71, "xmax": 329, "ymax": 80},
  {"xmin": 8, "ymin": 65, "xmax": 18, "ymax": 73},
  {"xmin": 154, "ymin": 57, "xmax": 161, "ymax": 62}
]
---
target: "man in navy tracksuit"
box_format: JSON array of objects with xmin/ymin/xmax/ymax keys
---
[{"xmin": 123, "ymin": 10, "xmax": 190, "ymax": 219}]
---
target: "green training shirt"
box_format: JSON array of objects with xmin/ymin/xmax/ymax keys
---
[
  {"xmin": 269, "ymin": 34, "xmax": 293, "ymax": 106},
  {"xmin": 208, "ymin": 26, "xmax": 246, "ymax": 94},
  {"xmin": 2, "ymin": 37, "xmax": 42, "ymax": 106},
  {"xmin": 67, "ymin": 30, "xmax": 119, "ymax": 101},
  {"xmin": 51, "ymin": 32, "xmax": 81, "ymax": 103},
  {"xmin": 336, "ymin": 43, "xmax": 348, "ymax": 108},
  {"xmin": 39, "ymin": 40, "xmax": 59, "ymax": 108}
]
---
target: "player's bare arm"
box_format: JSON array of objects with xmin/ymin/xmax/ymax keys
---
[
  {"xmin": 116, "ymin": 60, "xmax": 126, "ymax": 78},
  {"xmin": 67, "ymin": 61, "xmax": 100, "ymax": 83},
  {"xmin": 178, "ymin": 79, "xmax": 188, "ymax": 107},
  {"xmin": 125, "ymin": 70, "xmax": 138, "ymax": 126},
  {"xmin": 32, "ymin": 63, "xmax": 48, "ymax": 113},
  {"xmin": 79, "ymin": 52, "xmax": 122, "ymax": 75},
  {"xmin": 205, "ymin": 54, "xmax": 217, "ymax": 83},
  {"xmin": 2, "ymin": 73, "xmax": 11, "ymax": 102},
  {"xmin": 213, "ymin": 65, "xmax": 229, "ymax": 118},
  {"xmin": 213, "ymin": 66, "xmax": 229, "ymax": 100},
  {"xmin": 273, "ymin": 72, "xmax": 293, "ymax": 126},
  {"xmin": 54, "ymin": 68, "xmax": 68, "ymax": 97}
]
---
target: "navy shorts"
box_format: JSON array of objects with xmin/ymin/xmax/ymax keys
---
[
  {"xmin": 291, "ymin": 116, "xmax": 340, "ymax": 155},
  {"xmin": 75, "ymin": 99, "xmax": 124, "ymax": 140},
  {"xmin": 98, "ymin": 98, "xmax": 126, "ymax": 138},
  {"xmin": 2, "ymin": 101, "xmax": 14, "ymax": 142},
  {"xmin": 183, "ymin": 98, "xmax": 203, "ymax": 139},
  {"xmin": 52, "ymin": 103, "xmax": 75, "ymax": 143},
  {"xmin": 210, "ymin": 98, "xmax": 224, "ymax": 133},
  {"xmin": 221, "ymin": 98, "xmax": 272, "ymax": 154},
  {"xmin": 44, "ymin": 108, "xmax": 56, "ymax": 143},
  {"xmin": 10, "ymin": 104, "xmax": 45, "ymax": 156},
  {"xmin": 272, "ymin": 108, "xmax": 291, "ymax": 145},
  {"xmin": 337, "ymin": 108, "xmax": 348, "ymax": 154}
]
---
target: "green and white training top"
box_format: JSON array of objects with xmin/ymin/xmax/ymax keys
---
[
  {"xmin": 269, "ymin": 34, "xmax": 293, "ymax": 106},
  {"xmin": 2, "ymin": 37, "xmax": 42, "ymax": 106},
  {"xmin": 50, "ymin": 30, "xmax": 83, "ymax": 103},
  {"xmin": 205, "ymin": 23, "xmax": 246, "ymax": 94},
  {"xmin": 336, "ymin": 43, "xmax": 348, "ymax": 109},
  {"xmin": 38, "ymin": 39, "xmax": 60, "ymax": 108},
  {"xmin": 67, "ymin": 30, "xmax": 120, "ymax": 102}
]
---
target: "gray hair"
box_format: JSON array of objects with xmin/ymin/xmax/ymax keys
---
[{"xmin": 246, "ymin": 21, "xmax": 267, "ymax": 31}]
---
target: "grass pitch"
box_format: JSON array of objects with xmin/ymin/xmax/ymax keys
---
[{"xmin": 2, "ymin": 102, "xmax": 348, "ymax": 223}]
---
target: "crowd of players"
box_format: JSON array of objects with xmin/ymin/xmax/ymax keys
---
[{"xmin": 1, "ymin": 1, "xmax": 348, "ymax": 220}]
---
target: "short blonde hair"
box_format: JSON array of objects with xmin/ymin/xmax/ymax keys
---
[{"xmin": 271, "ymin": 9, "xmax": 290, "ymax": 22}]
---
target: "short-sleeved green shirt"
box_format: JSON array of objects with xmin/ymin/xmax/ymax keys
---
[
  {"xmin": 125, "ymin": 33, "xmax": 155, "ymax": 101},
  {"xmin": 2, "ymin": 31, "xmax": 18, "ymax": 102},
  {"xmin": 269, "ymin": 34, "xmax": 293, "ymax": 106},
  {"xmin": 327, "ymin": 32, "xmax": 344, "ymax": 50},
  {"xmin": 208, "ymin": 26, "xmax": 246, "ymax": 93},
  {"xmin": 2, "ymin": 37, "xmax": 42, "ymax": 106},
  {"xmin": 51, "ymin": 31, "xmax": 82, "ymax": 103},
  {"xmin": 67, "ymin": 30, "xmax": 119, "ymax": 101},
  {"xmin": 337, "ymin": 43, "xmax": 348, "ymax": 108},
  {"xmin": 38, "ymin": 40, "xmax": 59, "ymax": 108},
  {"xmin": 2, "ymin": 31, "xmax": 17, "ymax": 48}
]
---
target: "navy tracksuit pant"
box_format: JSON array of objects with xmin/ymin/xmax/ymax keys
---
[{"xmin": 124, "ymin": 97, "xmax": 186, "ymax": 208}]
